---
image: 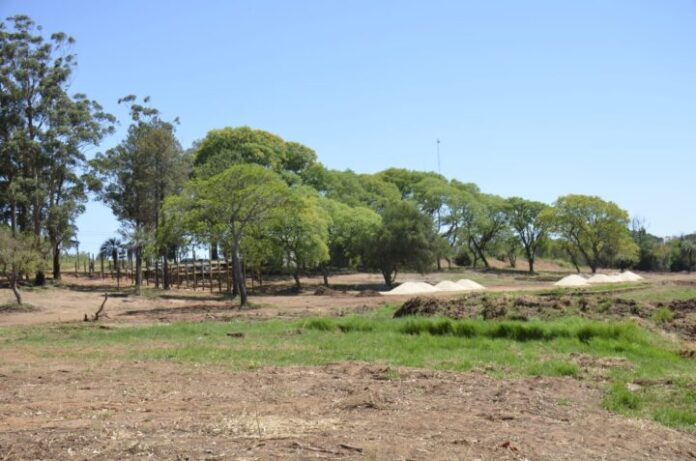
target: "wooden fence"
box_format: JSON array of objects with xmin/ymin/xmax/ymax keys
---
[{"xmin": 80, "ymin": 256, "xmax": 237, "ymax": 292}]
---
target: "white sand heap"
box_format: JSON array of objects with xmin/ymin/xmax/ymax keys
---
[
  {"xmin": 554, "ymin": 274, "xmax": 589, "ymax": 287},
  {"xmin": 587, "ymin": 274, "xmax": 620, "ymax": 284},
  {"xmin": 380, "ymin": 281, "xmax": 440, "ymax": 296},
  {"xmin": 456, "ymin": 279, "xmax": 486, "ymax": 291},
  {"xmin": 434, "ymin": 280, "xmax": 468, "ymax": 292},
  {"xmin": 589, "ymin": 271, "xmax": 645, "ymax": 284},
  {"xmin": 380, "ymin": 278, "xmax": 488, "ymax": 295},
  {"xmin": 616, "ymin": 271, "xmax": 644, "ymax": 282}
]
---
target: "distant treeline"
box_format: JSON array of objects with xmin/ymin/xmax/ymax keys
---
[{"xmin": 0, "ymin": 15, "xmax": 694, "ymax": 306}]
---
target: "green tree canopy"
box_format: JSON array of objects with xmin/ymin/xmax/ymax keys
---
[
  {"xmin": 268, "ymin": 188, "xmax": 330, "ymax": 288},
  {"xmin": 0, "ymin": 15, "xmax": 115, "ymax": 281},
  {"xmin": 0, "ymin": 228, "xmax": 42, "ymax": 304},
  {"xmin": 506, "ymin": 197, "xmax": 550, "ymax": 273},
  {"xmin": 543, "ymin": 194, "xmax": 638, "ymax": 273},
  {"xmin": 90, "ymin": 96, "xmax": 189, "ymax": 292},
  {"xmin": 193, "ymin": 126, "xmax": 318, "ymax": 180},
  {"xmin": 173, "ymin": 164, "xmax": 289, "ymax": 307},
  {"xmin": 363, "ymin": 201, "xmax": 436, "ymax": 287},
  {"xmin": 320, "ymin": 198, "xmax": 381, "ymax": 281}
]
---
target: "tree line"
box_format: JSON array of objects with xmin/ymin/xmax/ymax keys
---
[{"xmin": 1, "ymin": 15, "xmax": 693, "ymax": 307}]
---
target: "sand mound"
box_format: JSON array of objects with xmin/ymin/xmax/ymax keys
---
[
  {"xmin": 588, "ymin": 272, "xmax": 644, "ymax": 284},
  {"xmin": 434, "ymin": 280, "xmax": 468, "ymax": 292},
  {"xmin": 554, "ymin": 274, "xmax": 589, "ymax": 287},
  {"xmin": 456, "ymin": 279, "xmax": 486, "ymax": 291},
  {"xmin": 587, "ymin": 274, "xmax": 619, "ymax": 284},
  {"xmin": 616, "ymin": 271, "xmax": 644, "ymax": 282},
  {"xmin": 380, "ymin": 281, "xmax": 440, "ymax": 296}
]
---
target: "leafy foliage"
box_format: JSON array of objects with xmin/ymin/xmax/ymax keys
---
[
  {"xmin": 543, "ymin": 195, "xmax": 639, "ymax": 273},
  {"xmin": 0, "ymin": 228, "xmax": 42, "ymax": 303},
  {"xmin": 362, "ymin": 201, "xmax": 436, "ymax": 286}
]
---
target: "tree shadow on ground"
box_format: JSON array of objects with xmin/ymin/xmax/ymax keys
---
[{"xmin": 119, "ymin": 304, "xmax": 237, "ymax": 317}]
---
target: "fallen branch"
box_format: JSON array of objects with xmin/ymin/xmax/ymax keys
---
[{"xmin": 84, "ymin": 293, "xmax": 109, "ymax": 322}]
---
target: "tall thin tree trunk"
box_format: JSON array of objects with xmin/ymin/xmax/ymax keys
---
[
  {"xmin": 10, "ymin": 272, "xmax": 22, "ymax": 305},
  {"xmin": 154, "ymin": 258, "xmax": 160, "ymax": 288},
  {"xmin": 293, "ymin": 271, "xmax": 301, "ymax": 289},
  {"xmin": 163, "ymin": 256, "xmax": 170, "ymax": 290},
  {"xmin": 134, "ymin": 247, "xmax": 143, "ymax": 295},
  {"xmin": 321, "ymin": 264, "xmax": 329, "ymax": 287},
  {"xmin": 10, "ymin": 200, "xmax": 17, "ymax": 235},
  {"xmin": 232, "ymin": 246, "xmax": 247, "ymax": 307},
  {"xmin": 52, "ymin": 241, "xmax": 61, "ymax": 281}
]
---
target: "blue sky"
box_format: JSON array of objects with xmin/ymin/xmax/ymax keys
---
[{"xmin": 3, "ymin": 0, "xmax": 695, "ymax": 254}]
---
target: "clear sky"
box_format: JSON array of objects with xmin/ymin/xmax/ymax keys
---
[{"xmin": 3, "ymin": 0, "xmax": 695, "ymax": 254}]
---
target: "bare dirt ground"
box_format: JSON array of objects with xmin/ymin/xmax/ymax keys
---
[
  {"xmin": 0, "ymin": 271, "xmax": 532, "ymax": 327},
  {"xmin": 2, "ymin": 271, "xmax": 696, "ymax": 460},
  {"xmin": 1, "ymin": 357, "xmax": 695, "ymax": 461},
  {"xmin": 5, "ymin": 270, "xmax": 692, "ymax": 327}
]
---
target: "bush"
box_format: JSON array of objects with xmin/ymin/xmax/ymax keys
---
[{"xmin": 454, "ymin": 251, "xmax": 472, "ymax": 267}]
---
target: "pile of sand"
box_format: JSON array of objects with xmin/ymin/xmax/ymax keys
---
[
  {"xmin": 434, "ymin": 280, "xmax": 468, "ymax": 292},
  {"xmin": 616, "ymin": 271, "xmax": 644, "ymax": 282},
  {"xmin": 456, "ymin": 279, "xmax": 486, "ymax": 291},
  {"xmin": 587, "ymin": 274, "xmax": 620, "ymax": 284},
  {"xmin": 588, "ymin": 271, "xmax": 644, "ymax": 284},
  {"xmin": 381, "ymin": 278, "xmax": 488, "ymax": 295},
  {"xmin": 554, "ymin": 274, "xmax": 589, "ymax": 287},
  {"xmin": 380, "ymin": 281, "xmax": 439, "ymax": 296}
]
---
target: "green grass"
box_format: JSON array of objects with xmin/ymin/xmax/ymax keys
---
[
  {"xmin": 651, "ymin": 307, "xmax": 674, "ymax": 324},
  {"xmin": 623, "ymin": 286, "xmax": 696, "ymax": 303},
  {"xmin": 1, "ymin": 304, "xmax": 695, "ymax": 432}
]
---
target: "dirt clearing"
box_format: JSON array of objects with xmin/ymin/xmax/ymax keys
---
[{"xmin": 1, "ymin": 358, "xmax": 694, "ymax": 461}]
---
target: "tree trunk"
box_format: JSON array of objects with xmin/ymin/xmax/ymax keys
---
[
  {"xmin": 115, "ymin": 257, "xmax": 121, "ymax": 288},
  {"xmin": 478, "ymin": 250, "xmax": 489, "ymax": 269},
  {"xmin": 10, "ymin": 199, "xmax": 17, "ymax": 235},
  {"xmin": 381, "ymin": 266, "xmax": 396, "ymax": 288},
  {"xmin": 154, "ymin": 258, "xmax": 160, "ymax": 288},
  {"xmin": 52, "ymin": 241, "xmax": 61, "ymax": 281},
  {"xmin": 321, "ymin": 264, "xmax": 329, "ymax": 287},
  {"xmin": 293, "ymin": 271, "xmax": 301, "ymax": 289},
  {"xmin": 163, "ymin": 256, "xmax": 170, "ymax": 290},
  {"xmin": 10, "ymin": 274, "xmax": 22, "ymax": 305},
  {"xmin": 528, "ymin": 257, "xmax": 535, "ymax": 274},
  {"xmin": 134, "ymin": 246, "xmax": 143, "ymax": 295},
  {"xmin": 232, "ymin": 246, "xmax": 247, "ymax": 307}
]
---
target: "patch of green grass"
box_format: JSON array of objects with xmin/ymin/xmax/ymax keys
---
[
  {"xmin": 528, "ymin": 360, "xmax": 579, "ymax": 377},
  {"xmin": 1, "ymin": 305, "xmax": 695, "ymax": 432},
  {"xmin": 604, "ymin": 382, "xmax": 642, "ymax": 411},
  {"xmin": 654, "ymin": 408, "xmax": 696, "ymax": 427},
  {"xmin": 397, "ymin": 317, "xmax": 644, "ymax": 344},
  {"xmin": 623, "ymin": 286, "xmax": 696, "ymax": 303},
  {"xmin": 651, "ymin": 307, "xmax": 674, "ymax": 324}
]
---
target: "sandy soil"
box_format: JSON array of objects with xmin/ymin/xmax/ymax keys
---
[{"xmin": 1, "ymin": 358, "xmax": 694, "ymax": 461}]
